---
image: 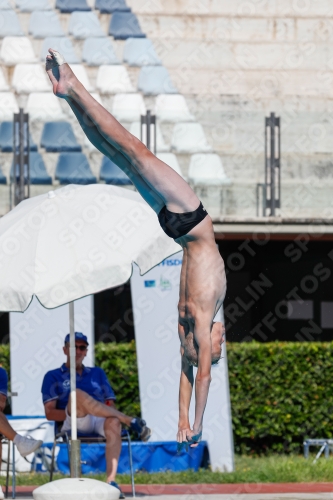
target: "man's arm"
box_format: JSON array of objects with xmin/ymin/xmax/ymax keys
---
[
  {"xmin": 44, "ymin": 400, "xmax": 66, "ymax": 422},
  {"xmin": 177, "ymin": 347, "xmax": 194, "ymax": 443},
  {"xmin": 192, "ymin": 318, "xmax": 212, "ymax": 437}
]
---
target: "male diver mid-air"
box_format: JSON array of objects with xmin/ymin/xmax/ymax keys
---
[{"xmin": 46, "ymin": 49, "xmax": 226, "ymax": 449}]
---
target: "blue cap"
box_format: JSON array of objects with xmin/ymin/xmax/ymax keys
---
[{"xmin": 64, "ymin": 332, "xmax": 89, "ymax": 345}]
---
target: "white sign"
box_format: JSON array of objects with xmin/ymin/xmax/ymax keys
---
[
  {"xmin": 131, "ymin": 252, "xmax": 234, "ymax": 471},
  {"xmin": 9, "ymin": 296, "xmax": 94, "ymax": 416}
]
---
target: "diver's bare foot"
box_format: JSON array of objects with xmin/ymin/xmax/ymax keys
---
[{"xmin": 45, "ymin": 49, "xmax": 79, "ymax": 98}]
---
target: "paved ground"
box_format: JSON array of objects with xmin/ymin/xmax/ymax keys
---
[{"xmin": 8, "ymin": 495, "xmax": 333, "ymax": 499}]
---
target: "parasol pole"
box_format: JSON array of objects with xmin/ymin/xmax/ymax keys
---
[{"xmin": 69, "ymin": 301, "xmax": 81, "ymax": 478}]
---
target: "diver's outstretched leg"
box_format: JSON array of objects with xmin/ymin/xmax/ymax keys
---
[{"xmin": 46, "ymin": 49, "xmax": 200, "ymax": 214}]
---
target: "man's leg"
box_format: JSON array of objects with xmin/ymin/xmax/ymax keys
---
[
  {"xmin": 0, "ymin": 412, "xmax": 16, "ymax": 441},
  {"xmin": 67, "ymin": 389, "xmax": 132, "ymax": 426},
  {"xmin": 104, "ymin": 417, "xmax": 121, "ymax": 483},
  {"xmin": 46, "ymin": 50, "xmax": 200, "ymax": 214}
]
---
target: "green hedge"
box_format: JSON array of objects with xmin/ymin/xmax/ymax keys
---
[{"xmin": 1, "ymin": 341, "xmax": 333, "ymax": 453}]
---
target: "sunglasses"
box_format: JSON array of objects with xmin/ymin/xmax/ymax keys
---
[{"xmin": 75, "ymin": 345, "xmax": 87, "ymax": 351}]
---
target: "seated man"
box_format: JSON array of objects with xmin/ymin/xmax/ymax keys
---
[
  {"xmin": 42, "ymin": 332, "xmax": 150, "ymax": 499},
  {"xmin": 0, "ymin": 366, "xmax": 43, "ymax": 485}
]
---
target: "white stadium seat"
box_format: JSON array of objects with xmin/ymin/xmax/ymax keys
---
[
  {"xmin": 112, "ymin": 93, "xmax": 146, "ymax": 122},
  {"xmin": 40, "ymin": 37, "xmax": 79, "ymax": 64},
  {"xmin": 1, "ymin": 37, "xmax": 37, "ymax": 65},
  {"xmin": 70, "ymin": 65, "xmax": 93, "ymax": 91},
  {"xmin": 16, "ymin": 0, "xmax": 52, "ymax": 11},
  {"xmin": 156, "ymin": 153, "xmax": 183, "ymax": 177},
  {"xmin": 12, "ymin": 64, "xmax": 50, "ymax": 93},
  {"xmin": 188, "ymin": 154, "xmax": 231, "ymax": 186},
  {"xmin": 29, "ymin": 10, "xmax": 64, "ymax": 38},
  {"xmin": 96, "ymin": 65, "xmax": 134, "ymax": 93},
  {"xmin": 69, "ymin": 11, "xmax": 105, "ymax": 39},
  {"xmin": 171, "ymin": 123, "xmax": 212, "ymax": 153},
  {"xmin": 0, "ymin": 0, "xmax": 12, "ymax": 8},
  {"xmin": 130, "ymin": 121, "xmax": 169, "ymax": 153},
  {"xmin": 0, "ymin": 10, "xmax": 23, "ymax": 36},
  {"xmin": 155, "ymin": 94, "xmax": 194, "ymax": 123},
  {"xmin": 0, "ymin": 92, "xmax": 18, "ymax": 120},
  {"xmin": 26, "ymin": 92, "xmax": 64, "ymax": 121},
  {"xmin": 0, "ymin": 68, "xmax": 8, "ymax": 90}
]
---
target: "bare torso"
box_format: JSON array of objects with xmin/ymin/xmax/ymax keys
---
[{"xmin": 177, "ymin": 215, "xmax": 226, "ymax": 345}]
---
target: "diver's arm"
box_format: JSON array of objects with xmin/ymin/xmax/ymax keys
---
[
  {"xmin": 177, "ymin": 348, "xmax": 194, "ymax": 443},
  {"xmin": 192, "ymin": 321, "xmax": 212, "ymax": 436}
]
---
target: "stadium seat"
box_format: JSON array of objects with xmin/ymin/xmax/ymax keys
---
[
  {"xmin": 112, "ymin": 93, "xmax": 145, "ymax": 122},
  {"xmin": 0, "ymin": 121, "xmax": 37, "ymax": 152},
  {"xmin": 29, "ymin": 11, "xmax": 64, "ymax": 38},
  {"xmin": 123, "ymin": 38, "xmax": 161, "ymax": 67},
  {"xmin": 0, "ymin": 68, "xmax": 8, "ymax": 90},
  {"xmin": 109, "ymin": 12, "xmax": 145, "ymax": 40},
  {"xmin": 96, "ymin": 0, "xmax": 131, "ymax": 13},
  {"xmin": 16, "ymin": 0, "xmax": 52, "ymax": 11},
  {"xmin": 56, "ymin": 0, "xmax": 90, "ymax": 12},
  {"xmin": 130, "ymin": 121, "xmax": 169, "ymax": 152},
  {"xmin": 0, "ymin": 93, "xmax": 18, "ymax": 121},
  {"xmin": 11, "ymin": 152, "xmax": 52, "ymax": 184},
  {"xmin": 41, "ymin": 122, "xmax": 81, "ymax": 152},
  {"xmin": 138, "ymin": 66, "xmax": 177, "ymax": 95},
  {"xmin": 171, "ymin": 123, "xmax": 211, "ymax": 153},
  {"xmin": 188, "ymin": 154, "xmax": 231, "ymax": 186},
  {"xmin": 12, "ymin": 64, "xmax": 50, "ymax": 93},
  {"xmin": 69, "ymin": 12, "xmax": 104, "ymax": 39},
  {"xmin": 55, "ymin": 152, "xmax": 97, "ymax": 184},
  {"xmin": 0, "ymin": 0, "xmax": 11, "ymax": 9},
  {"xmin": 100, "ymin": 157, "xmax": 132, "ymax": 185},
  {"xmin": 155, "ymin": 94, "xmax": 194, "ymax": 122},
  {"xmin": 1, "ymin": 37, "xmax": 37, "ymax": 65},
  {"xmin": 82, "ymin": 37, "xmax": 119, "ymax": 66},
  {"xmin": 156, "ymin": 153, "xmax": 183, "ymax": 177},
  {"xmin": 96, "ymin": 65, "xmax": 134, "ymax": 93},
  {"xmin": 41, "ymin": 37, "xmax": 79, "ymax": 64},
  {"xmin": 0, "ymin": 10, "xmax": 23, "ymax": 36},
  {"xmin": 70, "ymin": 65, "xmax": 93, "ymax": 91},
  {"xmin": 26, "ymin": 93, "xmax": 64, "ymax": 121},
  {"xmin": 0, "ymin": 167, "xmax": 6, "ymax": 184}
]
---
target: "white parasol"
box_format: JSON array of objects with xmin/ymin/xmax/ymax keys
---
[{"xmin": 0, "ymin": 183, "xmax": 179, "ymax": 479}]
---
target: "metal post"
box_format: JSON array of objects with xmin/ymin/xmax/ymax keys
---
[
  {"xmin": 11, "ymin": 442, "xmax": 15, "ymax": 499},
  {"xmin": 69, "ymin": 301, "xmax": 81, "ymax": 478},
  {"xmin": 140, "ymin": 110, "xmax": 157, "ymax": 154},
  {"xmin": 12, "ymin": 109, "xmax": 30, "ymax": 207},
  {"xmin": 264, "ymin": 112, "xmax": 281, "ymax": 216}
]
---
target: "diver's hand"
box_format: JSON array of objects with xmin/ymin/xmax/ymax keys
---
[{"xmin": 177, "ymin": 426, "xmax": 192, "ymax": 453}]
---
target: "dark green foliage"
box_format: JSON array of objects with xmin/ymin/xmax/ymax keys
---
[
  {"xmin": 95, "ymin": 341, "xmax": 141, "ymax": 417},
  {"xmin": 1, "ymin": 341, "xmax": 333, "ymax": 453},
  {"xmin": 227, "ymin": 341, "xmax": 333, "ymax": 453}
]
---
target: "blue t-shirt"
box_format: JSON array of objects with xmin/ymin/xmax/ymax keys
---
[
  {"xmin": 0, "ymin": 367, "xmax": 8, "ymax": 397},
  {"xmin": 41, "ymin": 364, "xmax": 116, "ymax": 410}
]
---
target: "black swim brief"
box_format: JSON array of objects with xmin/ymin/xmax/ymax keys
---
[{"xmin": 158, "ymin": 201, "xmax": 208, "ymax": 239}]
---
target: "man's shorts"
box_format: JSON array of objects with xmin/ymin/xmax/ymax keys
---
[{"xmin": 61, "ymin": 408, "xmax": 106, "ymax": 437}]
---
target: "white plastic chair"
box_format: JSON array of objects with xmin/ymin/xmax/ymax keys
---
[
  {"xmin": 96, "ymin": 65, "xmax": 134, "ymax": 94},
  {"xmin": 12, "ymin": 64, "xmax": 50, "ymax": 93},
  {"xmin": 188, "ymin": 154, "xmax": 231, "ymax": 186},
  {"xmin": 112, "ymin": 93, "xmax": 146, "ymax": 122},
  {"xmin": 1, "ymin": 37, "xmax": 37, "ymax": 65},
  {"xmin": 26, "ymin": 93, "xmax": 64, "ymax": 121},
  {"xmin": 171, "ymin": 123, "xmax": 211, "ymax": 153},
  {"xmin": 155, "ymin": 94, "xmax": 194, "ymax": 123}
]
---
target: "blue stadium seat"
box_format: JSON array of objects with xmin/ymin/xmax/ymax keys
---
[
  {"xmin": 0, "ymin": 167, "xmax": 6, "ymax": 184},
  {"xmin": 55, "ymin": 153, "xmax": 97, "ymax": 184},
  {"xmin": 0, "ymin": 10, "xmax": 23, "ymax": 36},
  {"xmin": 0, "ymin": 122, "xmax": 37, "ymax": 152},
  {"xmin": 29, "ymin": 11, "xmax": 64, "ymax": 38},
  {"xmin": 96, "ymin": 0, "xmax": 131, "ymax": 13},
  {"xmin": 11, "ymin": 152, "xmax": 52, "ymax": 185},
  {"xmin": 82, "ymin": 37, "xmax": 119, "ymax": 66},
  {"xmin": 138, "ymin": 66, "xmax": 178, "ymax": 95},
  {"xmin": 56, "ymin": 0, "xmax": 90, "ymax": 12},
  {"xmin": 123, "ymin": 38, "xmax": 161, "ymax": 66},
  {"xmin": 69, "ymin": 11, "xmax": 105, "ymax": 39},
  {"xmin": 100, "ymin": 157, "xmax": 132, "ymax": 185},
  {"xmin": 41, "ymin": 122, "xmax": 81, "ymax": 152},
  {"xmin": 109, "ymin": 12, "xmax": 145, "ymax": 40},
  {"xmin": 16, "ymin": 0, "xmax": 52, "ymax": 11},
  {"xmin": 41, "ymin": 37, "xmax": 79, "ymax": 63}
]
